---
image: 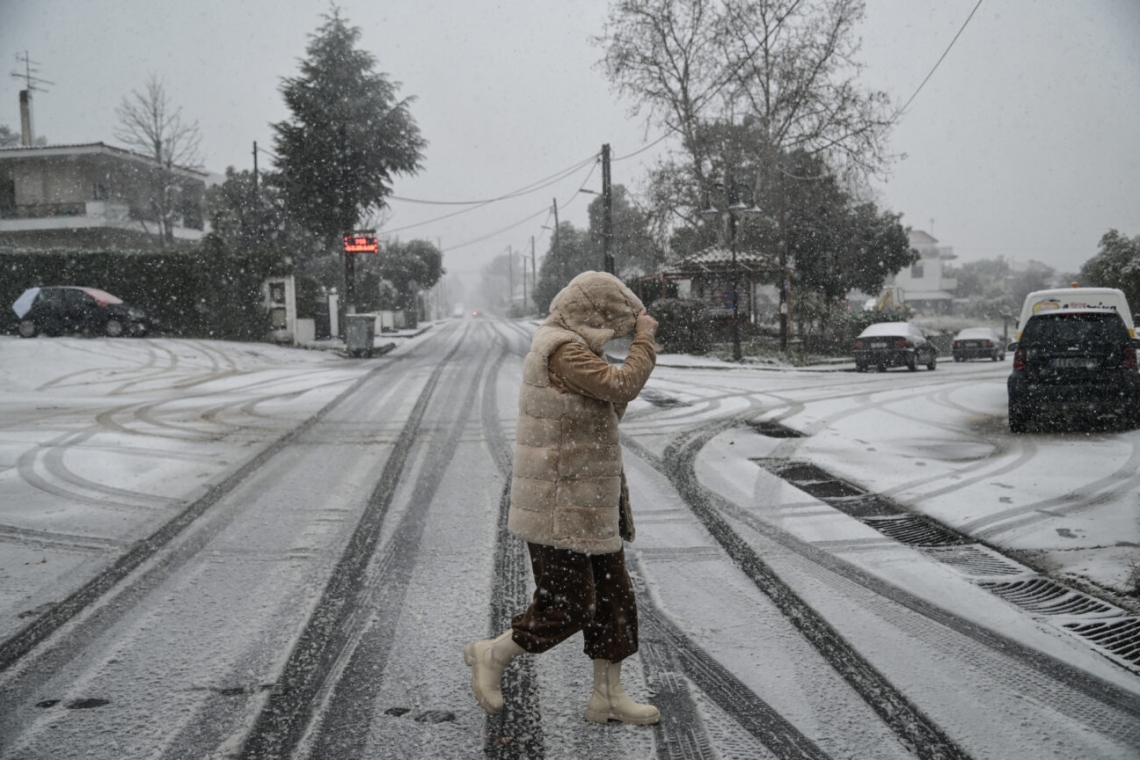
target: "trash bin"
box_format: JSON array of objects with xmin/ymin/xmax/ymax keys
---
[{"xmin": 344, "ymin": 314, "xmax": 375, "ymax": 357}]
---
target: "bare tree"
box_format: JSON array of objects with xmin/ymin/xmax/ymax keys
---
[
  {"xmin": 598, "ymin": 0, "xmax": 895, "ymax": 204},
  {"xmin": 114, "ymin": 74, "xmax": 203, "ymax": 245}
]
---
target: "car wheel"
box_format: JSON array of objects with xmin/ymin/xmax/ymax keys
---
[
  {"xmin": 105, "ymin": 318, "xmax": 125, "ymax": 338},
  {"xmin": 855, "ymin": 362, "xmax": 866, "ymax": 372},
  {"xmin": 877, "ymin": 362, "xmax": 887, "ymax": 372},
  {"xmin": 992, "ymin": 351, "xmax": 999, "ymax": 361},
  {"xmin": 906, "ymin": 355, "xmax": 917, "ymax": 371},
  {"xmin": 1009, "ymin": 411, "xmax": 1028, "ymax": 433},
  {"xmin": 927, "ymin": 354, "xmax": 937, "ymax": 370},
  {"xmin": 17, "ymin": 319, "xmax": 38, "ymax": 338}
]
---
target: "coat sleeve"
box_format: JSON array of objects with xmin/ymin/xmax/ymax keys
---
[{"xmin": 548, "ymin": 332, "xmax": 657, "ymax": 404}]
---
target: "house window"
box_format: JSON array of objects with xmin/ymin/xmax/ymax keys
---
[{"xmin": 911, "ymin": 263, "xmax": 924, "ymax": 279}]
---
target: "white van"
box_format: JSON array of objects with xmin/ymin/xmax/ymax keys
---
[{"xmin": 1015, "ymin": 287, "xmax": 1135, "ymax": 341}]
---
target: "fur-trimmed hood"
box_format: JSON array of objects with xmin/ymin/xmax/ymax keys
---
[{"xmin": 544, "ymin": 271, "xmax": 644, "ymax": 354}]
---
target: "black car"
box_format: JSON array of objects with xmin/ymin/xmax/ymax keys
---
[
  {"xmin": 1007, "ymin": 309, "xmax": 1140, "ymax": 432},
  {"xmin": 11, "ymin": 286, "xmax": 157, "ymax": 338},
  {"xmin": 853, "ymin": 321, "xmax": 938, "ymax": 372},
  {"xmin": 952, "ymin": 327, "xmax": 1005, "ymax": 362}
]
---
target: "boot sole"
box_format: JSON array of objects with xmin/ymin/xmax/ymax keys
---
[{"xmin": 584, "ymin": 708, "xmax": 660, "ymax": 726}]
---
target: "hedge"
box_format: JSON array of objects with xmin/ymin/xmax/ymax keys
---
[{"xmin": 0, "ymin": 241, "xmax": 287, "ymax": 341}]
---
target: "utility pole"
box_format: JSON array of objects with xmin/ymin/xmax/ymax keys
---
[
  {"xmin": 508, "ymin": 245, "xmax": 514, "ymax": 313},
  {"xmin": 522, "ymin": 257, "xmax": 527, "ymax": 315},
  {"xmin": 252, "ymin": 141, "xmax": 259, "ymax": 194},
  {"xmin": 778, "ymin": 173, "xmax": 790, "ymax": 352},
  {"xmin": 601, "ymin": 144, "xmax": 614, "ymax": 274},
  {"xmin": 530, "ymin": 235, "xmax": 536, "ymax": 305}
]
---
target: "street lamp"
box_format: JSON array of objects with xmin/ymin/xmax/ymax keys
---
[{"xmin": 702, "ymin": 179, "xmax": 762, "ymax": 361}]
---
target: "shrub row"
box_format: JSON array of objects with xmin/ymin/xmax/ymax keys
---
[{"xmin": 0, "ymin": 241, "xmax": 289, "ymax": 341}]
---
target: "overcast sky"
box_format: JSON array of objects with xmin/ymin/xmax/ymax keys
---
[{"xmin": 2, "ymin": 0, "xmax": 1138, "ymax": 279}]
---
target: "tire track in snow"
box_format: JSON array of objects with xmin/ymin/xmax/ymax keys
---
[
  {"xmin": 635, "ymin": 420, "xmax": 1140, "ymax": 754},
  {"xmin": 633, "ymin": 421, "xmax": 974, "ymax": 760},
  {"xmin": 236, "ymin": 328, "xmax": 470, "ymax": 759},
  {"xmin": 293, "ymin": 335, "xmax": 493, "ymax": 759},
  {"xmin": 0, "ymin": 336, "xmax": 432, "ymax": 676}
]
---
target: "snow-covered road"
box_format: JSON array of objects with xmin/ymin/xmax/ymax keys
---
[{"xmin": 0, "ymin": 320, "xmax": 1137, "ymax": 759}]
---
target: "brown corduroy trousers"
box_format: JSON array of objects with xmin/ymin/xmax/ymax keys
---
[{"xmin": 510, "ymin": 542, "xmax": 639, "ymax": 663}]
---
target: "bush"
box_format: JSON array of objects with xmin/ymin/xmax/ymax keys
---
[
  {"xmin": 649, "ymin": 298, "xmax": 712, "ymax": 354},
  {"xmin": 0, "ymin": 241, "xmax": 286, "ymax": 341},
  {"xmin": 810, "ymin": 307, "xmax": 916, "ymax": 354}
]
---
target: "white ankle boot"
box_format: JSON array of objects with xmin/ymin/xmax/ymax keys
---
[
  {"xmin": 584, "ymin": 658, "xmax": 660, "ymax": 725},
  {"xmin": 463, "ymin": 630, "xmax": 524, "ymax": 715}
]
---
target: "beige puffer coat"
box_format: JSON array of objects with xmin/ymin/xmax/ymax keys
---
[{"xmin": 508, "ymin": 271, "xmax": 655, "ymax": 554}]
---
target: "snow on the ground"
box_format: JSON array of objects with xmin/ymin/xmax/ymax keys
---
[
  {"xmin": 640, "ymin": 359, "xmax": 1140, "ymax": 601},
  {"xmin": 0, "ymin": 333, "xmax": 413, "ymax": 639}
]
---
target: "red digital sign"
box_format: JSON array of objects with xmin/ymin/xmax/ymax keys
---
[{"xmin": 343, "ymin": 232, "xmax": 378, "ymax": 254}]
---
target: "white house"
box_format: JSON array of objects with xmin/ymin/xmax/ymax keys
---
[
  {"xmin": 889, "ymin": 230, "xmax": 958, "ymax": 314},
  {"xmin": 0, "ymin": 142, "xmax": 209, "ymax": 250}
]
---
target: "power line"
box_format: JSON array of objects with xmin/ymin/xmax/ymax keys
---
[
  {"xmin": 382, "ymin": 157, "xmax": 598, "ymax": 235},
  {"xmin": 612, "ymin": 133, "xmax": 670, "ymax": 161},
  {"xmin": 892, "ymin": 0, "xmax": 984, "ymax": 123},
  {"xmin": 390, "ymin": 153, "xmax": 597, "ymax": 205},
  {"xmin": 438, "ymin": 207, "xmax": 550, "ymax": 253}
]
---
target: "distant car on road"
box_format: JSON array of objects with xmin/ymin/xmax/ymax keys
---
[
  {"xmin": 952, "ymin": 327, "xmax": 1005, "ymax": 362},
  {"xmin": 1007, "ymin": 307, "xmax": 1140, "ymax": 432},
  {"xmin": 11, "ymin": 286, "xmax": 157, "ymax": 338},
  {"xmin": 854, "ymin": 322, "xmax": 938, "ymax": 372}
]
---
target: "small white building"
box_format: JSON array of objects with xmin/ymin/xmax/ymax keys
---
[{"xmin": 889, "ymin": 230, "xmax": 958, "ymax": 314}]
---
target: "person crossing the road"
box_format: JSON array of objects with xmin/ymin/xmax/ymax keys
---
[{"xmin": 464, "ymin": 270, "xmax": 660, "ymax": 726}]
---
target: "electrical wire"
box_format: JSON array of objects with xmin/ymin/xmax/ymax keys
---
[
  {"xmin": 612, "ymin": 133, "xmax": 670, "ymax": 161},
  {"xmin": 441, "ymin": 159, "xmax": 600, "ymax": 255},
  {"xmin": 382, "ymin": 157, "xmax": 598, "ymax": 235},
  {"xmin": 389, "ymin": 152, "xmax": 597, "ymax": 205},
  {"xmin": 892, "ymin": 0, "xmax": 984, "ymax": 122},
  {"xmin": 439, "ymin": 207, "xmax": 551, "ymax": 252}
]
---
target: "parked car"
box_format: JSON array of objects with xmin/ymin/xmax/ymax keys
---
[
  {"xmin": 10, "ymin": 286, "xmax": 157, "ymax": 338},
  {"xmin": 853, "ymin": 322, "xmax": 938, "ymax": 372},
  {"xmin": 1014, "ymin": 286, "xmax": 1135, "ymax": 342},
  {"xmin": 1007, "ymin": 308, "xmax": 1140, "ymax": 433},
  {"xmin": 952, "ymin": 327, "xmax": 1005, "ymax": 362}
]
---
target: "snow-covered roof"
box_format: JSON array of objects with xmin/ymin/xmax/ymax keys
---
[
  {"xmin": 662, "ymin": 246, "xmax": 777, "ymax": 275},
  {"xmin": 0, "ymin": 141, "xmax": 208, "ymax": 178}
]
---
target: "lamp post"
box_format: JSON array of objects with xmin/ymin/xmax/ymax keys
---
[{"xmin": 702, "ymin": 178, "xmax": 762, "ymax": 361}]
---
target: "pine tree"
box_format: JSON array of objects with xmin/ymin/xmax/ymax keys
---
[{"xmin": 272, "ymin": 8, "xmax": 426, "ymax": 242}]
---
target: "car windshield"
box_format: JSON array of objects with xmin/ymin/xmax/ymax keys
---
[{"xmin": 1022, "ymin": 312, "xmax": 1129, "ymax": 346}]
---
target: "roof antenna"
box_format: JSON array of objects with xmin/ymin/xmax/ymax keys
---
[{"xmin": 10, "ymin": 51, "xmax": 53, "ymax": 147}]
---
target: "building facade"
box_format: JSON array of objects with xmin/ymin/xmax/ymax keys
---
[
  {"xmin": 0, "ymin": 142, "xmax": 207, "ymax": 250},
  {"xmin": 889, "ymin": 229, "xmax": 958, "ymax": 314}
]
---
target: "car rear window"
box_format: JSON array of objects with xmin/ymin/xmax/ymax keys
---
[{"xmin": 1021, "ymin": 312, "xmax": 1128, "ymax": 346}]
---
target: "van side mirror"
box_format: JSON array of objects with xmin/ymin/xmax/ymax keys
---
[{"xmin": 1007, "ymin": 342, "xmax": 1018, "ymax": 352}]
